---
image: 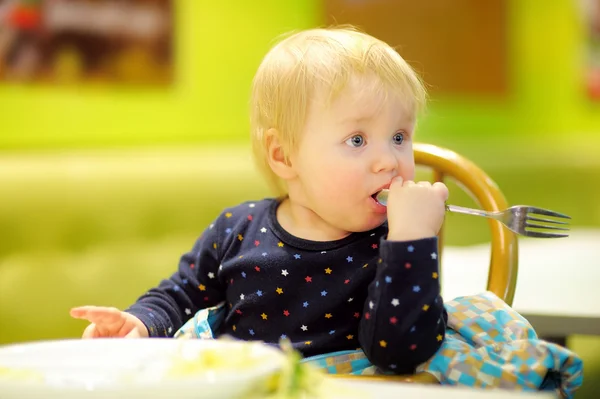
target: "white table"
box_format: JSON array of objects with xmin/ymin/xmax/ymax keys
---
[
  {"xmin": 332, "ymin": 379, "xmax": 557, "ymax": 398},
  {"xmin": 442, "ymin": 228, "xmax": 600, "ymax": 339}
]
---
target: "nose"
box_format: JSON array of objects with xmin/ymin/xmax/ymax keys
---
[{"xmin": 371, "ymin": 144, "xmax": 398, "ymax": 174}]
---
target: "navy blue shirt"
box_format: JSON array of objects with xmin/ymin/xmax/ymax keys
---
[{"xmin": 126, "ymin": 198, "xmax": 447, "ymax": 373}]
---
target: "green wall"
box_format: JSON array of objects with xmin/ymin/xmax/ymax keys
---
[
  {"xmin": 0, "ymin": 0, "xmax": 597, "ymax": 151},
  {"xmin": 0, "ymin": 0, "xmax": 319, "ymax": 150}
]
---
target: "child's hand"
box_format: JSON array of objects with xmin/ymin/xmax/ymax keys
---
[
  {"xmin": 70, "ymin": 306, "xmax": 149, "ymax": 338},
  {"xmin": 385, "ymin": 176, "xmax": 449, "ymax": 242}
]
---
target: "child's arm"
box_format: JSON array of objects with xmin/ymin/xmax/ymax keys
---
[
  {"xmin": 122, "ymin": 215, "xmax": 227, "ymax": 337},
  {"xmin": 358, "ymin": 177, "xmax": 448, "ymax": 373},
  {"xmin": 358, "ymin": 237, "xmax": 447, "ymax": 374}
]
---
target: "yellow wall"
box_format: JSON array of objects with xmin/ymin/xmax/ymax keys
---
[{"xmin": 0, "ymin": 0, "xmax": 598, "ymax": 150}]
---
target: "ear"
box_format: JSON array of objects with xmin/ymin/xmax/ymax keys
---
[{"xmin": 265, "ymin": 128, "xmax": 297, "ymax": 180}]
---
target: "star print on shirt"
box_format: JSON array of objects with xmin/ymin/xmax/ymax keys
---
[
  {"xmin": 305, "ymin": 276, "xmax": 312, "ymax": 283},
  {"xmin": 276, "ymin": 287, "xmax": 284, "ymax": 294},
  {"xmin": 260, "ymin": 227, "xmax": 267, "ymax": 233},
  {"xmin": 303, "ymin": 301, "xmax": 309, "ymax": 307},
  {"xmin": 413, "ymin": 285, "xmax": 421, "ymax": 293},
  {"xmin": 431, "ymin": 252, "xmax": 438, "ymax": 259},
  {"xmin": 325, "ymin": 268, "xmax": 332, "ymax": 274},
  {"xmin": 237, "ymin": 234, "xmax": 243, "ymax": 241},
  {"xmin": 346, "ymin": 256, "xmax": 353, "ymax": 262},
  {"xmin": 185, "ymin": 308, "xmax": 191, "ymax": 315},
  {"xmin": 385, "ymin": 276, "xmax": 392, "ymax": 283},
  {"xmin": 301, "ymin": 325, "xmax": 308, "ymax": 331},
  {"xmin": 325, "ymin": 313, "xmax": 332, "ymax": 319},
  {"xmin": 369, "ymin": 301, "xmax": 374, "ymax": 309},
  {"xmin": 408, "ymin": 245, "xmax": 414, "ymax": 252},
  {"xmin": 391, "ymin": 298, "xmax": 399, "ymax": 306},
  {"xmin": 294, "ymin": 254, "xmax": 301, "ymax": 259},
  {"xmin": 240, "ymin": 294, "xmax": 245, "ymax": 300},
  {"xmin": 281, "ymin": 269, "xmax": 289, "ymax": 276},
  {"xmin": 283, "ymin": 310, "xmax": 290, "ymax": 316},
  {"xmin": 321, "ymin": 290, "xmax": 328, "ymax": 297},
  {"xmin": 261, "ymin": 313, "xmax": 268, "ymax": 320},
  {"xmin": 207, "ymin": 272, "xmax": 215, "ymax": 279},
  {"xmin": 249, "ymin": 203, "xmax": 255, "ymax": 208},
  {"xmin": 256, "ymin": 290, "xmax": 263, "ymax": 296},
  {"xmin": 371, "ymin": 244, "xmax": 378, "ymax": 249},
  {"xmin": 199, "ymin": 284, "xmax": 206, "ymax": 291},
  {"xmin": 241, "ymin": 272, "xmax": 247, "ymax": 278},
  {"xmin": 432, "ymin": 272, "xmax": 439, "ymax": 279},
  {"xmin": 249, "ymin": 329, "xmax": 255, "ymax": 335},
  {"xmin": 277, "ymin": 242, "xmax": 284, "ymax": 247}
]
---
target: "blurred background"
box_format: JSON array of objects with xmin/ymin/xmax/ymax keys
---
[{"xmin": 0, "ymin": 0, "xmax": 599, "ymax": 396}]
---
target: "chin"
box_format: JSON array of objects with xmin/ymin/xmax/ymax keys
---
[{"xmin": 353, "ymin": 215, "xmax": 387, "ymax": 233}]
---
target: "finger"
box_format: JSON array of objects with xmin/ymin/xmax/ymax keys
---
[
  {"xmin": 432, "ymin": 182, "xmax": 449, "ymax": 201},
  {"xmin": 124, "ymin": 329, "xmax": 142, "ymax": 339},
  {"xmin": 416, "ymin": 181, "xmax": 432, "ymax": 188},
  {"xmin": 402, "ymin": 180, "xmax": 416, "ymax": 187},
  {"xmin": 82, "ymin": 323, "xmax": 99, "ymax": 339},
  {"xmin": 390, "ymin": 176, "xmax": 404, "ymax": 187},
  {"xmin": 70, "ymin": 306, "xmax": 123, "ymax": 324}
]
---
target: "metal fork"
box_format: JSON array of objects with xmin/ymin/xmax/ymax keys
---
[{"xmin": 375, "ymin": 189, "xmax": 571, "ymax": 238}]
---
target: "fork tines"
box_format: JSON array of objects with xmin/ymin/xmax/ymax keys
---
[{"xmin": 524, "ymin": 207, "xmax": 571, "ymax": 238}]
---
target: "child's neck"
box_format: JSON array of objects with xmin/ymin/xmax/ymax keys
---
[{"xmin": 276, "ymin": 197, "xmax": 352, "ymax": 242}]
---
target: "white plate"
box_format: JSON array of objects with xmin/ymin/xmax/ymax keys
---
[{"xmin": 0, "ymin": 338, "xmax": 287, "ymax": 399}]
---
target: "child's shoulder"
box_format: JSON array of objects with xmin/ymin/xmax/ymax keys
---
[{"xmin": 216, "ymin": 198, "xmax": 277, "ymax": 222}]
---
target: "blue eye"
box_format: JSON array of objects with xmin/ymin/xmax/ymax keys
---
[
  {"xmin": 345, "ymin": 135, "xmax": 364, "ymax": 147},
  {"xmin": 393, "ymin": 133, "xmax": 404, "ymax": 145}
]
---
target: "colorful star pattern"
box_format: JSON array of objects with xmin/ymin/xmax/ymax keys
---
[{"xmin": 126, "ymin": 199, "xmax": 447, "ymax": 374}]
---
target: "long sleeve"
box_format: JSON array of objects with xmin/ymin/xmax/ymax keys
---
[
  {"xmin": 358, "ymin": 236, "xmax": 447, "ymax": 374},
  {"xmin": 125, "ymin": 217, "xmax": 226, "ymax": 337}
]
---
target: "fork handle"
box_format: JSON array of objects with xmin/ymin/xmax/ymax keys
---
[{"xmin": 446, "ymin": 204, "xmax": 494, "ymax": 219}]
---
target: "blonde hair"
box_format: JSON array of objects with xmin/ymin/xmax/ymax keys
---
[{"xmin": 250, "ymin": 26, "xmax": 427, "ymax": 195}]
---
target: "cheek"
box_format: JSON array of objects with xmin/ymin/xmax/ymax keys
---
[
  {"xmin": 303, "ymin": 155, "xmax": 363, "ymax": 195},
  {"xmin": 403, "ymin": 165, "xmax": 416, "ymax": 180},
  {"xmin": 399, "ymin": 150, "xmax": 416, "ymax": 180}
]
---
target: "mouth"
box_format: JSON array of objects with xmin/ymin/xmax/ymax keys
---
[
  {"xmin": 371, "ymin": 183, "xmax": 391, "ymax": 199},
  {"xmin": 371, "ymin": 183, "xmax": 391, "ymax": 206}
]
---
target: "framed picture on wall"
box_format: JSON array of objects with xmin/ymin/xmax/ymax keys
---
[
  {"xmin": 0, "ymin": 0, "xmax": 173, "ymax": 85},
  {"xmin": 322, "ymin": 0, "xmax": 508, "ymax": 97}
]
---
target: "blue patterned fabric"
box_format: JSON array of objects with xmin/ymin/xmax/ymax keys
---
[{"xmin": 175, "ymin": 291, "xmax": 583, "ymax": 398}]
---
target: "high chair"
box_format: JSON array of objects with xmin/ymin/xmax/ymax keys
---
[{"xmin": 341, "ymin": 143, "xmax": 519, "ymax": 384}]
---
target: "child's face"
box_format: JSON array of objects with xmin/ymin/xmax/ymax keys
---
[{"xmin": 288, "ymin": 75, "xmax": 416, "ymax": 235}]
